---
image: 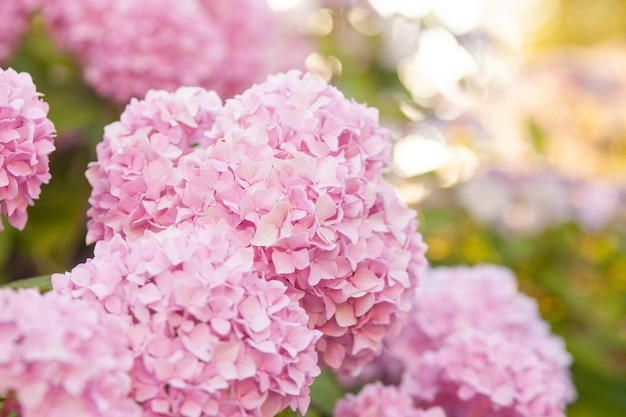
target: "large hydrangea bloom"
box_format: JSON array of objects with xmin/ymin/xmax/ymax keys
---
[
  {"xmin": 53, "ymin": 222, "xmax": 322, "ymax": 417},
  {"xmin": 85, "ymin": 71, "xmax": 427, "ymax": 375},
  {"xmin": 0, "ymin": 0, "xmax": 38, "ymax": 63},
  {"xmin": 334, "ymin": 382, "xmax": 446, "ymax": 417},
  {"xmin": 85, "ymin": 86, "xmax": 223, "ymax": 243},
  {"xmin": 403, "ymin": 331, "xmax": 574, "ymax": 417},
  {"xmin": 0, "ymin": 288, "xmax": 139, "ymax": 417},
  {"xmin": 42, "ymin": 0, "xmax": 303, "ymax": 102},
  {"xmin": 0, "ymin": 68, "xmax": 56, "ymax": 230},
  {"xmin": 201, "ymin": 71, "xmax": 427, "ymax": 373}
]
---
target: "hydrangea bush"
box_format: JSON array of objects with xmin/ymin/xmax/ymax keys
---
[{"xmin": 0, "ymin": 57, "xmax": 577, "ymax": 416}]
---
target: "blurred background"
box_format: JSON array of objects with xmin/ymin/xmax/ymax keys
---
[{"xmin": 2, "ymin": 1, "xmax": 625, "ymax": 416}]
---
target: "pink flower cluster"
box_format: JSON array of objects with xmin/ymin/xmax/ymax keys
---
[
  {"xmin": 0, "ymin": 68, "xmax": 55, "ymax": 230},
  {"xmin": 391, "ymin": 265, "xmax": 572, "ymax": 366},
  {"xmin": 203, "ymin": 71, "xmax": 426, "ymax": 373},
  {"xmin": 0, "ymin": 0, "xmax": 38, "ymax": 63},
  {"xmin": 334, "ymin": 382, "xmax": 446, "ymax": 417},
  {"xmin": 85, "ymin": 86, "xmax": 223, "ymax": 243},
  {"xmin": 85, "ymin": 71, "xmax": 427, "ymax": 375},
  {"xmin": 42, "ymin": 0, "xmax": 307, "ymax": 103},
  {"xmin": 404, "ymin": 330, "xmax": 573, "ymax": 417},
  {"xmin": 0, "ymin": 288, "xmax": 139, "ymax": 417},
  {"xmin": 339, "ymin": 264, "xmax": 575, "ymax": 417},
  {"xmin": 53, "ymin": 222, "xmax": 322, "ymax": 417}
]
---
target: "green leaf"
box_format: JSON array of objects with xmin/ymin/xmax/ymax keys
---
[
  {"xmin": 308, "ymin": 368, "xmax": 344, "ymax": 417},
  {"xmin": 4, "ymin": 275, "xmax": 52, "ymax": 292}
]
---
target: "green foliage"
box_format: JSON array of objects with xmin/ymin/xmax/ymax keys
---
[{"xmin": 4, "ymin": 275, "xmax": 52, "ymax": 292}]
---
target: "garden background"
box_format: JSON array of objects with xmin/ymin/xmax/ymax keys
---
[{"xmin": 1, "ymin": 1, "xmax": 625, "ymax": 416}]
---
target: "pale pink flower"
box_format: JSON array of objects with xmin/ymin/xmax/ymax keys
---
[
  {"xmin": 200, "ymin": 71, "xmax": 427, "ymax": 374},
  {"xmin": 334, "ymin": 382, "xmax": 446, "ymax": 417},
  {"xmin": 340, "ymin": 264, "xmax": 576, "ymax": 417},
  {"xmin": 392, "ymin": 265, "xmax": 573, "ymax": 365},
  {"xmin": 53, "ymin": 222, "xmax": 322, "ymax": 417},
  {"xmin": 457, "ymin": 169, "xmax": 571, "ymax": 235},
  {"xmin": 85, "ymin": 86, "xmax": 222, "ymax": 243},
  {"xmin": 84, "ymin": 71, "xmax": 427, "ymax": 375},
  {"xmin": 42, "ymin": 0, "xmax": 306, "ymax": 103},
  {"xmin": 342, "ymin": 264, "xmax": 574, "ymax": 388},
  {"xmin": 0, "ymin": 288, "xmax": 139, "ymax": 417},
  {"xmin": 402, "ymin": 330, "xmax": 574, "ymax": 417},
  {"xmin": 0, "ymin": 68, "xmax": 56, "ymax": 230},
  {"xmin": 570, "ymin": 179, "xmax": 621, "ymax": 232},
  {"xmin": 0, "ymin": 0, "xmax": 38, "ymax": 63}
]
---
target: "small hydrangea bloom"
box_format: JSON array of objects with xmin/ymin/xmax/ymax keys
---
[
  {"xmin": 85, "ymin": 86, "xmax": 222, "ymax": 243},
  {"xmin": 0, "ymin": 288, "xmax": 139, "ymax": 417},
  {"xmin": 343, "ymin": 264, "xmax": 574, "ymax": 387},
  {"xmin": 0, "ymin": 68, "xmax": 56, "ymax": 230},
  {"xmin": 392, "ymin": 265, "xmax": 573, "ymax": 366},
  {"xmin": 53, "ymin": 222, "xmax": 322, "ymax": 417},
  {"xmin": 341, "ymin": 264, "xmax": 576, "ymax": 417},
  {"xmin": 402, "ymin": 330, "xmax": 574, "ymax": 417},
  {"xmin": 42, "ymin": 0, "xmax": 301, "ymax": 102},
  {"xmin": 334, "ymin": 382, "xmax": 446, "ymax": 417},
  {"xmin": 0, "ymin": 0, "xmax": 38, "ymax": 63}
]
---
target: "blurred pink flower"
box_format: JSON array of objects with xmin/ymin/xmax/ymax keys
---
[
  {"xmin": 53, "ymin": 222, "xmax": 321, "ymax": 417},
  {"xmin": 457, "ymin": 169, "xmax": 571, "ymax": 235},
  {"xmin": 0, "ymin": 288, "xmax": 139, "ymax": 417},
  {"xmin": 0, "ymin": 0, "xmax": 38, "ymax": 63},
  {"xmin": 334, "ymin": 382, "xmax": 446, "ymax": 417},
  {"xmin": 402, "ymin": 330, "xmax": 574, "ymax": 417},
  {"xmin": 341, "ymin": 264, "xmax": 576, "ymax": 417},
  {"xmin": 342, "ymin": 265, "xmax": 574, "ymax": 387},
  {"xmin": 85, "ymin": 86, "xmax": 222, "ymax": 243},
  {"xmin": 570, "ymin": 180, "xmax": 621, "ymax": 232},
  {"xmin": 0, "ymin": 68, "xmax": 55, "ymax": 230},
  {"xmin": 42, "ymin": 0, "xmax": 309, "ymax": 103},
  {"xmin": 392, "ymin": 265, "xmax": 572, "ymax": 364}
]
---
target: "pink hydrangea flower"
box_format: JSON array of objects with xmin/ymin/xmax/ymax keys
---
[
  {"xmin": 0, "ymin": 68, "xmax": 56, "ymax": 230},
  {"xmin": 340, "ymin": 264, "xmax": 576, "ymax": 416},
  {"xmin": 53, "ymin": 222, "xmax": 322, "ymax": 417},
  {"xmin": 0, "ymin": 288, "xmax": 139, "ymax": 417},
  {"xmin": 199, "ymin": 71, "xmax": 427, "ymax": 374},
  {"xmin": 391, "ymin": 265, "xmax": 573, "ymax": 366},
  {"xmin": 402, "ymin": 330, "xmax": 574, "ymax": 417},
  {"xmin": 342, "ymin": 264, "xmax": 574, "ymax": 387},
  {"xmin": 85, "ymin": 86, "xmax": 222, "ymax": 243},
  {"xmin": 334, "ymin": 382, "xmax": 446, "ymax": 417},
  {"xmin": 84, "ymin": 71, "xmax": 427, "ymax": 375},
  {"xmin": 0, "ymin": 0, "xmax": 38, "ymax": 63},
  {"xmin": 42, "ymin": 0, "xmax": 305, "ymax": 103}
]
